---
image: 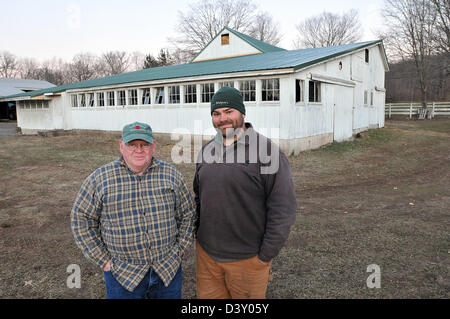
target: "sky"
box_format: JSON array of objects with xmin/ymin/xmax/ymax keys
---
[{"xmin": 0, "ymin": 0, "xmax": 385, "ymax": 63}]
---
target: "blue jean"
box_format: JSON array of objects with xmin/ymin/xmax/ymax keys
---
[{"xmin": 104, "ymin": 266, "xmax": 182, "ymax": 299}]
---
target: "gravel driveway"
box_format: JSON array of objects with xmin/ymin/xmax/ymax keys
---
[{"xmin": 0, "ymin": 122, "xmax": 18, "ymax": 138}]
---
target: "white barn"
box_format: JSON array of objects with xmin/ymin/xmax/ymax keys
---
[{"xmin": 1, "ymin": 27, "xmax": 389, "ymax": 155}]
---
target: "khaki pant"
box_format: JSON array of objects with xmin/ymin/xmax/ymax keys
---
[{"xmin": 196, "ymin": 241, "xmax": 272, "ymax": 299}]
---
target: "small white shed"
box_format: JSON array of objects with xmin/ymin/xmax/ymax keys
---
[{"xmin": 0, "ymin": 27, "xmax": 389, "ymax": 155}]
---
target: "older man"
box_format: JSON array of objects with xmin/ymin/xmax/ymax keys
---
[
  {"xmin": 71, "ymin": 122, "xmax": 196, "ymax": 299},
  {"xmin": 193, "ymin": 87, "xmax": 297, "ymax": 299}
]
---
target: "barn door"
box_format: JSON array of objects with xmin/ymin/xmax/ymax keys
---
[{"xmin": 333, "ymin": 86, "xmax": 354, "ymax": 142}]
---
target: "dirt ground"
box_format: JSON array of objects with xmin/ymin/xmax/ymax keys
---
[{"xmin": 0, "ymin": 118, "xmax": 448, "ymax": 299}]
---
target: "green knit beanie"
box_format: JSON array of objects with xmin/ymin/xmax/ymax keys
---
[{"xmin": 211, "ymin": 86, "xmax": 246, "ymax": 115}]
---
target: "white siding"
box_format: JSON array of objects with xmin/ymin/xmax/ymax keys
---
[
  {"xmin": 351, "ymin": 46, "xmax": 386, "ymax": 130},
  {"xmin": 17, "ymin": 99, "xmax": 63, "ymax": 133},
  {"xmin": 289, "ymin": 45, "xmax": 386, "ymax": 143}
]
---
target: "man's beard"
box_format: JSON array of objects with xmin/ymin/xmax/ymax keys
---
[
  {"xmin": 220, "ymin": 126, "xmax": 245, "ymax": 138},
  {"xmin": 215, "ymin": 117, "xmax": 245, "ymax": 138}
]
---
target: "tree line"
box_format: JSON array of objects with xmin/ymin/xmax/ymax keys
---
[
  {"xmin": 1, "ymin": 0, "xmax": 448, "ymax": 105},
  {"xmin": 381, "ymin": 0, "xmax": 449, "ymax": 105},
  {"xmin": 386, "ymin": 53, "xmax": 449, "ymax": 102}
]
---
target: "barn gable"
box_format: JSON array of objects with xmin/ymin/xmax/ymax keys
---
[{"xmin": 192, "ymin": 26, "xmax": 286, "ymax": 62}]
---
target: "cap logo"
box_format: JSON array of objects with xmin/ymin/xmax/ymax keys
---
[{"xmin": 136, "ymin": 125, "xmax": 140, "ymax": 129}]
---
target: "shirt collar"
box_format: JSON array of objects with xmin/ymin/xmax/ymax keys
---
[{"xmin": 118, "ymin": 156, "xmax": 159, "ymax": 175}]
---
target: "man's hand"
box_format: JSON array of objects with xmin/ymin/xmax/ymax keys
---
[
  {"xmin": 103, "ymin": 259, "xmax": 111, "ymax": 271},
  {"xmin": 257, "ymin": 258, "xmax": 270, "ymax": 266}
]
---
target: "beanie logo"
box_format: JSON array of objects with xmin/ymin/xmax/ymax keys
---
[
  {"xmin": 215, "ymin": 101, "xmax": 228, "ymax": 105},
  {"xmin": 135, "ymin": 125, "xmax": 140, "ymax": 129}
]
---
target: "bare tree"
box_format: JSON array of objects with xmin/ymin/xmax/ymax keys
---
[
  {"xmin": 170, "ymin": 0, "xmax": 282, "ymax": 57},
  {"xmin": 99, "ymin": 51, "xmax": 130, "ymax": 76},
  {"xmin": 18, "ymin": 58, "xmax": 40, "ymax": 79},
  {"xmin": 249, "ymin": 12, "xmax": 282, "ymax": 46},
  {"xmin": 430, "ymin": 0, "xmax": 450, "ymax": 55},
  {"xmin": 35, "ymin": 58, "xmax": 70, "ymax": 85},
  {"xmin": 430, "ymin": 0, "xmax": 450, "ymax": 103},
  {"xmin": 386, "ymin": 53, "xmax": 450, "ymax": 102},
  {"xmin": 380, "ymin": 0, "xmax": 439, "ymax": 108},
  {"xmin": 173, "ymin": 0, "xmax": 256, "ymax": 53},
  {"xmin": 129, "ymin": 51, "xmax": 145, "ymax": 72},
  {"xmin": 0, "ymin": 51, "xmax": 19, "ymax": 78},
  {"xmin": 68, "ymin": 53, "xmax": 98, "ymax": 82},
  {"xmin": 293, "ymin": 9, "xmax": 363, "ymax": 49},
  {"xmin": 168, "ymin": 47, "xmax": 197, "ymax": 65}
]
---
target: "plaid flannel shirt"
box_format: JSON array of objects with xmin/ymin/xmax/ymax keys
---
[{"xmin": 71, "ymin": 157, "xmax": 196, "ymax": 292}]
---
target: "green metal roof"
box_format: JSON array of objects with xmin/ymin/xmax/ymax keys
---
[
  {"xmin": 1, "ymin": 40, "xmax": 382, "ymax": 100},
  {"xmin": 224, "ymin": 27, "xmax": 286, "ymax": 53}
]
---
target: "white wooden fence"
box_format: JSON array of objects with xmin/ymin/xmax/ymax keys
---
[{"xmin": 385, "ymin": 102, "xmax": 450, "ymax": 118}]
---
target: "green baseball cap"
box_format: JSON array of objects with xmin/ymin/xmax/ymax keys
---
[{"xmin": 122, "ymin": 122, "xmax": 154, "ymax": 144}]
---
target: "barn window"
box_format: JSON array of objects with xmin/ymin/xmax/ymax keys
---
[
  {"xmin": 169, "ymin": 86, "xmax": 180, "ymax": 104},
  {"xmin": 142, "ymin": 89, "xmax": 151, "ymax": 104},
  {"xmin": 308, "ymin": 81, "xmax": 321, "ymax": 103},
  {"xmin": 219, "ymin": 81, "xmax": 234, "ymax": 88},
  {"xmin": 262, "ymin": 78, "xmax": 280, "ymax": 101},
  {"xmin": 296, "ymin": 79, "xmax": 304, "ymax": 103},
  {"xmin": 107, "ymin": 91, "xmax": 115, "ymax": 106},
  {"xmin": 201, "ymin": 83, "xmax": 215, "ymax": 103},
  {"xmin": 71, "ymin": 94, "xmax": 78, "ymax": 107},
  {"xmin": 118, "ymin": 90, "xmax": 126, "ymax": 106},
  {"xmin": 88, "ymin": 93, "xmax": 95, "ymax": 107},
  {"xmin": 80, "ymin": 94, "xmax": 86, "ymax": 107},
  {"xmin": 370, "ymin": 91, "xmax": 374, "ymax": 106},
  {"xmin": 365, "ymin": 49, "xmax": 369, "ymax": 63},
  {"xmin": 43, "ymin": 101, "xmax": 49, "ymax": 108},
  {"xmin": 155, "ymin": 87, "xmax": 165, "ymax": 104},
  {"xmin": 239, "ymin": 80, "xmax": 256, "ymax": 102},
  {"xmin": 364, "ymin": 90, "xmax": 368, "ymax": 105},
  {"xmin": 184, "ymin": 85, "xmax": 197, "ymax": 103},
  {"xmin": 97, "ymin": 92, "xmax": 105, "ymax": 106},
  {"xmin": 221, "ymin": 34, "xmax": 230, "ymax": 45},
  {"xmin": 128, "ymin": 89, "xmax": 138, "ymax": 105}
]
